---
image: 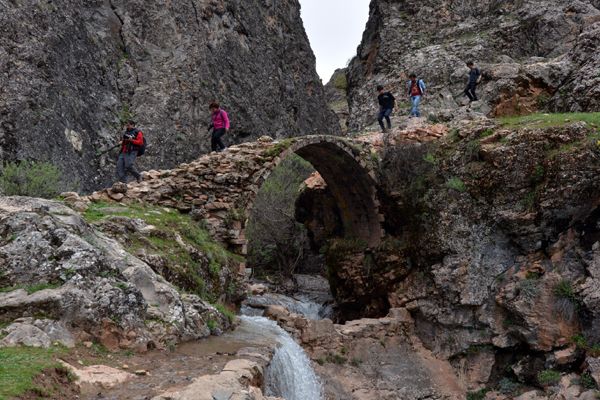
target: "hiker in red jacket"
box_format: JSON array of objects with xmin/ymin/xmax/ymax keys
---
[
  {"xmin": 208, "ymin": 102, "xmax": 230, "ymax": 152},
  {"xmin": 117, "ymin": 120, "xmax": 144, "ymax": 183}
]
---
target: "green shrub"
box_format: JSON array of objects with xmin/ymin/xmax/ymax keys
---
[
  {"xmin": 246, "ymin": 155, "xmax": 314, "ymax": 277},
  {"xmin": 325, "ymin": 352, "xmax": 347, "ymax": 365},
  {"xmin": 350, "ymin": 357, "xmax": 362, "ymax": 367},
  {"xmin": 571, "ymin": 334, "xmax": 588, "ymax": 349},
  {"xmin": 580, "ymin": 372, "xmax": 597, "ymax": 389},
  {"xmin": 537, "ymin": 369, "xmax": 561, "ymax": 385},
  {"xmin": 518, "ymin": 279, "xmax": 540, "ymax": 299},
  {"xmin": 498, "ymin": 378, "xmax": 521, "ymax": 395},
  {"xmin": 213, "ymin": 303, "xmax": 236, "ymax": 324},
  {"xmin": 332, "ymin": 72, "xmax": 348, "ymax": 90},
  {"xmin": 0, "ymin": 161, "xmax": 62, "ymax": 198},
  {"xmin": 446, "ymin": 177, "xmax": 466, "ymax": 192},
  {"xmin": 206, "ymin": 319, "xmax": 217, "ymax": 330},
  {"xmin": 423, "ymin": 153, "xmax": 438, "ymax": 165},
  {"xmin": 467, "ymin": 388, "xmax": 489, "ymax": 400},
  {"xmin": 479, "ymin": 128, "xmax": 495, "ymax": 138},
  {"xmin": 530, "ymin": 164, "xmax": 545, "ymax": 185},
  {"xmin": 554, "ymin": 280, "xmax": 576, "ymax": 300}
]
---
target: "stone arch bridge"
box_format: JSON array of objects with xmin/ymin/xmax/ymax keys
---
[{"xmin": 91, "ymin": 135, "xmax": 385, "ymax": 256}]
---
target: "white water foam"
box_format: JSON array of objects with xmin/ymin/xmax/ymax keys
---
[{"xmin": 240, "ymin": 316, "xmax": 323, "ymax": 400}]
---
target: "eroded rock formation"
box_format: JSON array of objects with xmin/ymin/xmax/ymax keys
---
[{"xmin": 0, "ymin": 196, "xmax": 235, "ymax": 350}]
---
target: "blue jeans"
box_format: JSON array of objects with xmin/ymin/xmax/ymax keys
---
[
  {"xmin": 117, "ymin": 151, "xmax": 140, "ymax": 183},
  {"xmin": 378, "ymin": 108, "xmax": 393, "ymax": 130},
  {"xmin": 411, "ymin": 96, "xmax": 422, "ymax": 117}
]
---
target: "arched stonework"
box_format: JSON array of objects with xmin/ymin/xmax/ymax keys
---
[
  {"xmin": 251, "ymin": 136, "xmax": 383, "ymax": 249},
  {"xmin": 91, "ymin": 135, "xmax": 385, "ymax": 255}
]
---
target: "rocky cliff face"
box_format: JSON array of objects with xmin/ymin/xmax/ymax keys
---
[
  {"xmin": 305, "ymin": 118, "xmax": 600, "ymax": 395},
  {"xmin": 345, "ymin": 0, "xmax": 600, "ymax": 130},
  {"xmin": 0, "ymin": 0, "xmax": 339, "ymax": 192}
]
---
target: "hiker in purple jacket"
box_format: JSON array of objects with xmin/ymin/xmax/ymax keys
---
[{"xmin": 208, "ymin": 102, "xmax": 230, "ymax": 152}]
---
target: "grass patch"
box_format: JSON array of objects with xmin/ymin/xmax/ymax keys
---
[
  {"xmin": 0, "ymin": 346, "xmax": 68, "ymax": 399},
  {"xmin": 0, "ymin": 282, "xmax": 61, "ymax": 295},
  {"xmin": 263, "ymin": 138, "xmax": 297, "ymax": 158},
  {"xmin": 498, "ymin": 112, "xmax": 600, "ymax": 129},
  {"xmin": 350, "ymin": 357, "xmax": 362, "ymax": 367},
  {"xmin": 518, "ymin": 279, "xmax": 540, "ymax": 300},
  {"xmin": 84, "ymin": 202, "xmax": 242, "ymax": 302},
  {"xmin": 570, "ymin": 334, "xmax": 600, "ymax": 357},
  {"xmin": 423, "ymin": 153, "xmax": 438, "ymax": 165},
  {"xmin": 554, "ymin": 280, "xmax": 577, "ymax": 302},
  {"xmin": 580, "ymin": 372, "xmax": 597, "ymax": 389},
  {"xmin": 325, "ymin": 352, "xmax": 347, "ymax": 365},
  {"xmin": 554, "ymin": 279, "xmax": 580, "ymax": 321},
  {"xmin": 537, "ymin": 369, "xmax": 561, "ymax": 386},
  {"xmin": 467, "ymin": 388, "xmax": 489, "ymax": 400},
  {"xmin": 479, "ymin": 128, "xmax": 495, "ymax": 138},
  {"xmin": 446, "ymin": 177, "xmax": 467, "ymax": 192},
  {"xmin": 213, "ymin": 303, "xmax": 236, "ymax": 324}
]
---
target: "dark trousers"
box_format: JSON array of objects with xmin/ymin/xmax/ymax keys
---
[
  {"xmin": 378, "ymin": 108, "xmax": 393, "ymax": 130},
  {"xmin": 117, "ymin": 151, "xmax": 140, "ymax": 183},
  {"xmin": 464, "ymin": 83, "xmax": 478, "ymax": 101},
  {"xmin": 211, "ymin": 128, "xmax": 226, "ymax": 152}
]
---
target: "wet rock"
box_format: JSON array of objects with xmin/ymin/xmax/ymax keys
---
[
  {"xmin": 60, "ymin": 361, "xmax": 135, "ymax": 389},
  {"xmin": 152, "ymin": 359, "xmax": 280, "ymax": 400}
]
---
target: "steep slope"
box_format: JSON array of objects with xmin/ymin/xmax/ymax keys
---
[
  {"xmin": 346, "ymin": 0, "xmax": 600, "ymax": 130},
  {"xmin": 0, "ymin": 0, "xmax": 339, "ymax": 192}
]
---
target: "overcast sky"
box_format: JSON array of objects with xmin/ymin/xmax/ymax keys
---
[{"xmin": 299, "ymin": 0, "xmax": 371, "ymax": 83}]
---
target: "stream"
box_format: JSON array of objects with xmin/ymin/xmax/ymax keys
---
[
  {"xmin": 244, "ymin": 316, "xmax": 322, "ymax": 400},
  {"xmin": 83, "ymin": 276, "xmax": 329, "ymax": 400}
]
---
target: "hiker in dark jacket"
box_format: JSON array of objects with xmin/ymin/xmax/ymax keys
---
[
  {"xmin": 464, "ymin": 61, "xmax": 481, "ymax": 102},
  {"xmin": 208, "ymin": 102, "xmax": 230, "ymax": 152},
  {"xmin": 407, "ymin": 73, "xmax": 426, "ymax": 117},
  {"xmin": 117, "ymin": 120, "xmax": 144, "ymax": 183},
  {"xmin": 377, "ymin": 85, "xmax": 395, "ymax": 132}
]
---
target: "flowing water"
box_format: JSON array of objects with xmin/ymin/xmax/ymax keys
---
[
  {"xmin": 82, "ymin": 291, "xmax": 326, "ymax": 400},
  {"xmin": 241, "ymin": 293, "xmax": 333, "ymax": 320},
  {"xmin": 241, "ymin": 316, "xmax": 323, "ymax": 400}
]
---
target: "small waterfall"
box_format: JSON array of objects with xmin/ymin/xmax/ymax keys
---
[{"xmin": 240, "ymin": 316, "xmax": 322, "ymax": 400}]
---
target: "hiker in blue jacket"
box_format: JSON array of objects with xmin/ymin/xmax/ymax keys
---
[{"xmin": 407, "ymin": 74, "xmax": 426, "ymax": 117}]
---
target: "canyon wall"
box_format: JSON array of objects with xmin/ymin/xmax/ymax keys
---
[
  {"xmin": 0, "ymin": 0, "xmax": 339, "ymax": 192},
  {"xmin": 345, "ymin": 0, "xmax": 600, "ymax": 130}
]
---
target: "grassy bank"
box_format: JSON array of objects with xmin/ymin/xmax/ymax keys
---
[
  {"xmin": 498, "ymin": 112, "xmax": 600, "ymax": 129},
  {"xmin": 0, "ymin": 346, "xmax": 69, "ymax": 399}
]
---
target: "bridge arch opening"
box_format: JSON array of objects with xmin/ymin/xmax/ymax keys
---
[
  {"xmin": 244, "ymin": 137, "xmax": 383, "ymax": 277},
  {"xmin": 248, "ymin": 137, "xmax": 382, "ymax": 249}
]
